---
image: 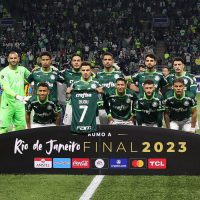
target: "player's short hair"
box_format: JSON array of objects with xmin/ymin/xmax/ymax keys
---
[
  {"xmin": 162, "ymin": 66, "xmax": 170, "ymax": 70},
  {"xmin": 173, "ymin": 78, "xmax": 185, "ymax": 85},
  {"xmin": 102, "ymin": 52, "xmax": 114, "ymax": 59},
  {"xmin": 81, "ymin": 61, "xmax": 92, "ymax": 68},
  {"xmin": 40, "ymin": 51, "xmax": 52, "ymax": 59},
  {"xmin": 71, "ymin": 53, "xmax": 82, "ymax": 61},
  {"xmin": 37, "ymin": 82, "xmax": 49, "ymax": 89},
  {"xmin": 8, "ymin": 51, "xmax": 19, "ymax": 57},
  {"xmin": 172, "ymin": 57, "xmax": 185, "ymax": 64},
  {"xmin": 143, "ymin": 79, "xmax": 154, "ymax": 85},
  {"xmin": 116, "ymin": 77, "xmax": 127, "ymax": 84},
  {"xmin": 144, "ymin": 53, "xmax": 156, "ymax": 61}
]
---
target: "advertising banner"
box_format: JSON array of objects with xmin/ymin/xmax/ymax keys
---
[{"xmin": 0, "ymin": 125, "xmax": 199, "ymax": 175}]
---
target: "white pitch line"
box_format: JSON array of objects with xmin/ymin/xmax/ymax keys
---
[{"xmin": 79, "ymin": 175, "xmax": 105, "ymax": 200}]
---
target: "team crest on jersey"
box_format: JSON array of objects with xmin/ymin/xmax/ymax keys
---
[
  {"xmin": 50, "ymin": 75, "xmax": 55, "ymax": 80},
  {"xmin": 152, "ymin": 101, "xmax": 158, "ymax": 107},
  {"xmin": 184, "ymin": 79, "xmax": 188, "ymax": 85},
  {"xmin": 47, "ymin": 105, "xmax": 52, "ymax": 110},
  {"xmin": 114, "ymin": 74, "xmax": 120, "ymax": 79},
  {"xmin": 155, "ymin": 76, "xmax": 160, "ymax": 81},
  {"xmin": 184, "ymin": 101, "xmax": 189, "ymax": 106},
  {"xmin": 91, "ymin": 83, "xmax": 97, "ymax": 89},
  {"xmin": 126, "ymin": 98, "xmax": 131, "ymax": 103}
]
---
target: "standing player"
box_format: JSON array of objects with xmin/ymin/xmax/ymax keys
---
[
  {"xmin": 67, "ymin": 62, "xmax": 103, "ymax": 133},
  {"xmin": 164, "ymin": 78, "xmax": 197, "ymax": 133},
  {"xmin": 105, "ymin": 78, "xmax": 137, "ymax": 125},
  {"xmin": 0, "ymin": 52, "xmax": 30, "ymax": 133},
  {"xmin": 135, "ymin": 80, "xmax": 164, "ymax": 127},
  {"xmin": 129, "ymin": 53, "xmax": 168, "ymax": 93},
  {"xmin": 26, "ymin": 82, "xmax": 61, "ymax": 128},
  {"xmin": 27, "ymin": 51, "xmax": 65, "ymax": 99},
  {"xmin": 96, "ymin": 52, "xmax": 124, "ymax": 124},
  {"xmin": 167, "ymin": 57, "xmax": 197, "ymax": 96},
  {"xmin": 62, "ymin": 54, "xmax": 82, "ymax": 124}
]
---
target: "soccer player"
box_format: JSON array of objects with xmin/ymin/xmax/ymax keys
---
[
  {"xmin": 167, "ymin": 57, "xmax": 197, "ymax": 96},
  {"xmin": 105, "ymin": 78, "xmax": 137, "ymax": 125},
  {"xmin": 135, "ymin": 80, "xmax": 164, "ymax": 127},
  {"xmin": 0, "ymin": 51, "xmax": 30, "ymax": 133},
  {"xmin": 162, "ymin": 66, "xmax": 170, "ymax": 78},
  {"xmin": 96, "ymin": 52, "xmax": 124, "ymax": 124},
  {"xmin": 67, "ymin": 61, "xmax": 103, "ymax": 133},
  {"xmin": 62, "ymin": 54, "xmax": 82, "ymax": 124},
  {"xmin": 164, "ymin": 78, "xmax": 197, "ymax": 133},
  {"xmin": 129, "ymin": 53, "xmax": 168, "ymax": 93},
  {"xmin": 27, "ymin": 51, "xmax": 65, "ymax": 99},
  {"xmin": 26, "ymin": 82, "xmax": 61, "ymax": 128}
]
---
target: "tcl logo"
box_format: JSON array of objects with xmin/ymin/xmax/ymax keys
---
[
  {"xmin": 148, "ymin": 158, "xmax": 167, "ymax": 169},
  {"xmin": 72, "ymin": 158, "xmax": 90, "ymax": 168}
]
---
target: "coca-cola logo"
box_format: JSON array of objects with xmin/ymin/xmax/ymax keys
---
[{"xmin": 72, "ymin": 158, "xmax": 90, "ymax": 168}]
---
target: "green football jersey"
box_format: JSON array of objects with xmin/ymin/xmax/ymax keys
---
[
  {"xmin": 27, "ymin": 67, "xmax": 65, "ymax": 99},
  {"xmin": 70, "ymin": 90, "xmax": 99, "ymax": 133},
  {"xmin": 0, "ymin": 65, "xmax": 30, "ymax": 106},
  {"xmin": 167, "ymin": 72, "xmax": 197, "ymax": 96},
  {"xmin": 105, "ymin": 88, "xmax": 137, "ymax": 120},
  {"xmin": 62, "ymin": 68, "xmax": 81, "ymax": 87},
  {"xmin": 96, "ymin": 69, "xmax": 124, "ymax": 89},
  {"xmin": 135, "ymin": 91, "xmax": 164, "ymax": 124},
  {"xmin": 164, "ymin": 90, "xmax": 197, "ymax": 121},
  {"xmin": 130, "ymin": 70, "xmax": 168, "ymax": 92},
  {"xmin": 26, "ymin": 95, "xmax": 61, "ymax": 124},
  {"xmin": 72, "ymin": 77, "xmax": 101, "ymax": 90}
]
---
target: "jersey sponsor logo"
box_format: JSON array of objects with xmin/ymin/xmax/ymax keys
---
[
  {"xmin": 130, "ymin": 158, "xmax": 147, "ymax": 169},
  {"xmin": 75, "ymin": 93, "xmax": 92, "ymax": 98},
  {"xmin": 34, "ymin": 158, "xmax": 52, "ymax": 168},
  {"xmin": 72, "ymin": 158, "xmax": 90, "ymax": 168},
  {"xmin": 148, "ymin": 158, "xmax": 167, "ymax": 169},
  {"xmin": 53, "ymin": 158, "xmax": 71, "ymax": 168},
  {"xmin": 77, "ymin": 126, "xmax": 92, "ymax": 131},
  {"xmin": 110, "ymin": 158, "xmax": 128, "ymax": 169},
  {"xmin": 102, "ymin": 82, "xmax": 115, "ymax": 88},
  {"xmin": 113, "ymin": 105, "xmax": 129, "ymax": 111}
]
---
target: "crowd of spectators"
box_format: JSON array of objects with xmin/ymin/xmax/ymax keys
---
[{"xmin": 0, "ymin": 0, "xmax": 200, "ymax": 74}]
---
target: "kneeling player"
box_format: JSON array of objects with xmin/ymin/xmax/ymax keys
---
[
  {"xmin": 26, "ymin": 82, "xmax": 61, "ymax": 128},
  {"xmin": 164, "ymin": 78, "xmax": 197, "ymax": 133},
  {"xmin": 105, "ymin": 78, "xmax": 137, "ymax": 125},
  {"xmin": 135, "ymin": 80, "xmax": 164, "ymax": 127}
]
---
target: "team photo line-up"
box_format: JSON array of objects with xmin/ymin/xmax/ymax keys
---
[{"xmin": 0, "ymin": 51, "xmax": 198, "ymax": 134}]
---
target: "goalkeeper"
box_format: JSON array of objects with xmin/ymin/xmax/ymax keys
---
[{"xmin": 0, "ymin": 52, "xmax": 30, "ymax": 133}]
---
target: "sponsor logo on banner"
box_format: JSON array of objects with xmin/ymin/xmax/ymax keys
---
[
  {"xmin": 91, "ymin": 158, "xmax": 109, "ymax": 169},
  {"xmin": 148, "ymin": 158, "xmax": 167, "ymax": 169},
  {"xmin": 53, "ymin": 158, "xmax": 71, "ymax": 168},
  {"xmin": 130, "ymin": 158, "xmax": 147, "ymax": 169},
  {"xmin": 72, "ymin": 158, "xmax": 90, "ymax": 168},
  {"xmin": 110, "ymin": 158, "xmax": 128, "ymax": 169},
  {"xmin": 34, "ymin": 158, "xmax": 52, "ymax": 168}
]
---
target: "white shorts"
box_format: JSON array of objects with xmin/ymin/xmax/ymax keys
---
[
  {"xmin": 31, "ymin": 123, "xmax": 56, "ymax": 128},
  {"xmin": 142, "ymin": 123, "xmax": 158, "ymax": 127},
  {"xmin": 98, "ymin": 109, "xmax": 108, "ymax": 125},
  {"xmin": 170, "ymin": 118, "xmax": 191, "ymax": 131},
  {"xmin": 110, "ymin": 118, "xmax": 134, "ymax": 125}
]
